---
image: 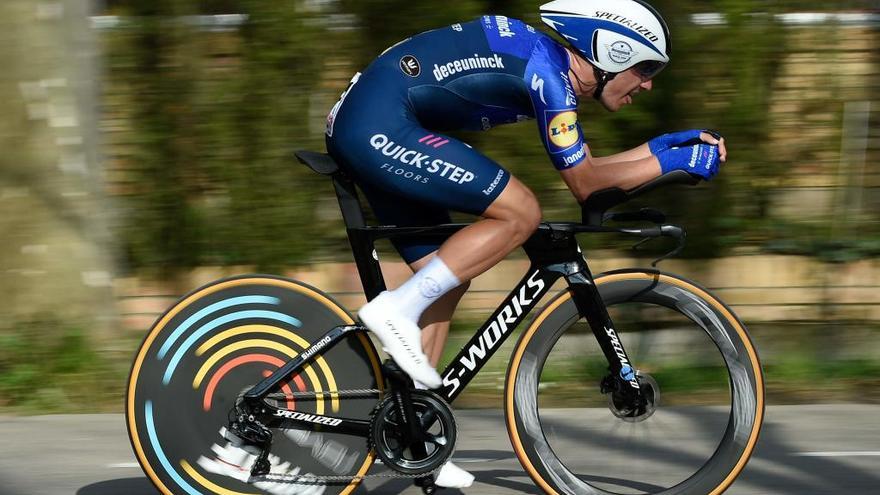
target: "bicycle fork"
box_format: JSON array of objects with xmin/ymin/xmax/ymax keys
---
[
  {"xmin": 523, "ymin": 227, "xmax": 647, "ymax": 412},
  {"xmin": 560, "ymin": 257, "xmax": 649, "ymax": 411}
]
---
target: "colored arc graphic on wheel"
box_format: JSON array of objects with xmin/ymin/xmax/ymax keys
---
[
  {"xmin": 200, "ymin": 354, "xmax": 305, "ymax": 412},
  {"xmin": 154, "ymin": 298, "xmax": 341, "ymax": 415},
  {"xmin": 192, "ymin": 324, "xmax": 341, "ymax": 413},
  {"xmin": 128, "ymin": 278, "xmax": 381, "ymax": 495}
]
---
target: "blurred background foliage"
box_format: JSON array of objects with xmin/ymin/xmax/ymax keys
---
[
  {"xmin": 0, "ymin": 0, "xmax": 878, "ymax": 410},
  {"xmin": 99, "ymin": 0, "xmax": 879, "ymax": 272}
]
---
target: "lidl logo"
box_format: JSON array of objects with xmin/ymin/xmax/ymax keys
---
[{"xmin": 548, "ymin": 111, "xmax": 579, "ymax": 149}]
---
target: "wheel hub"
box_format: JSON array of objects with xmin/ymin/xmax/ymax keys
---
[{"xmin": 607, "ymin": 372, "xmax": 660, "ymax": 423}]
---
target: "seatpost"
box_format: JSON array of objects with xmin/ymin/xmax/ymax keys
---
[{"xmin": 331, "ymin": 173, "xmax": 387, "ymax": 300}]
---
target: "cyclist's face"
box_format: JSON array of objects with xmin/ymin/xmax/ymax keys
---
[{"xmin": 600, "ymin": 69, "xmax": 653, "ymax": 112}]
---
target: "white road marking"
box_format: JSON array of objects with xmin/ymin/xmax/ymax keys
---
[
  {"xmin": 107, "ymin": 462, "xmax": 141, "ymax": 468},
  {"xmin": 793, "ymin": 451, "xmax": 880, "ymax": 457},
  {"xmin": 374, "ymin": 457, "xmax": 492, "ymax": 465}
]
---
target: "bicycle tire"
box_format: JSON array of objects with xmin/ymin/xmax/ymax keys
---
[
  {"xmin": 126, "ymin": 274, "xmax": 383, "ymax": 495},
  {"xmin": 505, "ymin": 269, "xmax": 764, "ymax": 495}
]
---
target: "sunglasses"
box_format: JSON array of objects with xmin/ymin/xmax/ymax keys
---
[{"xmin": 633, "ymin": 59, "xmax": 667, "ymax": 80}]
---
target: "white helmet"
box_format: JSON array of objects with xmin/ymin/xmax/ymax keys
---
[{"xmin": 540, "ymin": 0, "xmax": 671, "ymax": 93}]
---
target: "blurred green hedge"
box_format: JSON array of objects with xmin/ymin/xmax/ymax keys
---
[{"xmin": 102, "ymin": 0, "xmax": 879, "ymax": 273}]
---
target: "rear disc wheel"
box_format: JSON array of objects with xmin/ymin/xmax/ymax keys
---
[{"xmin": 126, "ymin": 275, "xmax": 383, "ymax": 495}]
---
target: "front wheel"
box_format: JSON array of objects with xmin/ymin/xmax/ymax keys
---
[{"xmin": 505, "ymin": 270, "xmax": 764, "ymax": 495}]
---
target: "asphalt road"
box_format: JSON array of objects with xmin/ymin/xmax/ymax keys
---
[{"xmin": 0, "ymin": 405, "xmax": 878, "ymax": 495}]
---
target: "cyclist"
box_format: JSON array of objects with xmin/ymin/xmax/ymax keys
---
[{"xmin": 326, "ymin": 0, "xmax": 726, "ymax": 487}]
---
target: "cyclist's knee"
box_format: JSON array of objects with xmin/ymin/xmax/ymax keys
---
[
  {"xmin": 485, "ymin": 177, "xmax": 542, "ymax": 241},
  {"xmin": 519, "ymin": 190, "xmax": 543, "ymax": 234},
  {"xmin": 515, "ymin": 198, "xmax": 542, "ymax": 242}
]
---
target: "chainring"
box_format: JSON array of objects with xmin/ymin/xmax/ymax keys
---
[{"xmin": 368, "ymin": 390, "xmax": 457, "ymax": 475}]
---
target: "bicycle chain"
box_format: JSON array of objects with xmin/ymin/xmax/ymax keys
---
[
  {"xmin": 265, "ymin": 388, "xmax": 382, "ymax": 400},
  {"xmin": 250, "ymin": 463, "xmax": 442, "ymax": 485},
  {"xmin": 249, "ymin": 388, "xmax": 443, "ymax": 485}
]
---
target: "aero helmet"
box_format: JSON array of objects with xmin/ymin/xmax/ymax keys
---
[{"xmin": 540, "ymin": 0, "xmax": 671, "ymax": 99}]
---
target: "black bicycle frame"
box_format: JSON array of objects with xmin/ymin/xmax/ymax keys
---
[{"xmin": 242, "ymin": 220, "xmax": 644, "ymax": 435}]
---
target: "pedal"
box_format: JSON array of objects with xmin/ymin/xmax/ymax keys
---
[
  {"xmin": 415, "ymin": 475, "xmax": 439, "ymax": 494},
  {"xmin": 381, "ymin": 359, "xmax": 414, "ymax": 388}
]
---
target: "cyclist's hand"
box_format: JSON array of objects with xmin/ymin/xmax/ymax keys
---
[
  {"xmin": 657, "ymin": 143, "xmax": 721, "ymax": 180},
  {"xmin": 649, "ymin": 130, "xmax": 727, "ymax": 163},
  {"xmin": 705, "ymin": 131, "xmax": 728, "ymax": 164}
]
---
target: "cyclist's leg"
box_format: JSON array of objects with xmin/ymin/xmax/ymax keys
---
[
  {"xmin": 328, "ymin": 120, "xmax": 540, "ymax": 387},
  {"xmin": 339, "ymin": 193, "xmax": 466, "ymax": 365},
  {"xmin": 351, "ymin": 191, "xmax": 467, "ymax": 366},
  {"xmin": 409, "ymin": 252, "xmax": 471, "ymax": 366},
  {"xmin": 328, "ymin": 122, "xmax": 532, "ymax": 490},
  {"xmin": 421, "ymin": 283, "xmax": 468, "ymax": 366},
  {"xmin": 437, "ymin": 175, "xmax": 541, "ymax": 281},
  {"xmin": 415, "ymin": 179, "xmax": 540, "ymax": 365},
  {"xmin": 365, "ymin": 179, "xmax": 539, "ymax": 388},
  {"xmin": 337, "ymin": 140, "xmax": 541, "ymax": 286},
  {"xmin": 353, "ymin": 182, "xmax": 516, "ymax": 367},
  {"xmin": 408, "ymin": 254, "xmax": 474, "ymax": 488}
]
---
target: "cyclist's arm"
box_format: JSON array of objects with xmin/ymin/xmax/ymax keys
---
[
  {"xmin": 559, "ymin": 153, "xmax": 661, "ymax": 203},
  {"xmin": 590, "ymin": 143, "xmax": 653, "ymax": 166},
  {"xmin": 592, "ymin": 131, "xmax": 729, "ymax": 167}
]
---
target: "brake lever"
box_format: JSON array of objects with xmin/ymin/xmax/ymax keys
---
[
  {"xmin": 651, "ymin": 231, "xmax": 686, "ymax": 267},
  {"xmin": 629, "ymin": 225, "xmax": 688, "ymax": 267}
]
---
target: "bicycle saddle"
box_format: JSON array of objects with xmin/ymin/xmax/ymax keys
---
[{"xmin": 296, "ymin": 151, "xmax": 339, "ymax": 176}]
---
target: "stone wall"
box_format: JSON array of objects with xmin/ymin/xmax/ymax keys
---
[{"xmin": 115, "ymin": 254, "xmax": 880, "ymax": 332}]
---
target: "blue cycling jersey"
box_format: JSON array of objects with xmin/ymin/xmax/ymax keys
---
[
  {"xmin": 325, "ymin": 16, "xmax": 587, "ymax": 263},
  {"xmin": 328, "ymin": 15, "xmax": 587, "ymax": 170}
]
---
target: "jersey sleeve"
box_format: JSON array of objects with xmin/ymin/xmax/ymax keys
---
[{"xmin": 525, "ymin": 37, "xmax": 588, "ymax": 171}]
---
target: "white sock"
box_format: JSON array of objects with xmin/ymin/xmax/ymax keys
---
[{"xmin": 390, "ymin": 256, "xmax": 460, "ymax": 323}]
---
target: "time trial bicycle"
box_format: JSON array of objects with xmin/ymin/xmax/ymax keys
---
[{"xmin": 126, "ymin": 150, "xmax": 764, "ymax": 495}]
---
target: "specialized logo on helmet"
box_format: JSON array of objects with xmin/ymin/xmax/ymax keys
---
[
  {"xmin": 399, "ymin": 55, "xmax": 421, "ymax": 77},
  {"xmin": 594, "ymin": 11, "xmax": 660, "ymax": 43},
  {"xmin": 548, "ymin": 111, "xmax": 579, "ymax": 149},
  {"xmin": 608, "ymin": 41, "xmax": 638, "ymax": 64}
]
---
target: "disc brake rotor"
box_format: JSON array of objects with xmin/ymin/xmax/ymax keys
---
[{"xmin": 608, "ymin": 372, "xmax": 660, "ymax": 423}]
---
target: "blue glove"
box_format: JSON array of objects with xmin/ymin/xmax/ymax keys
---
[
  {"xmin": 657, "ymin": 144, "xmax": 721, "ymax": 180},
  {"xmin": 649, "ymin": 129, "xmax": 721, "ymax": 154}
]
